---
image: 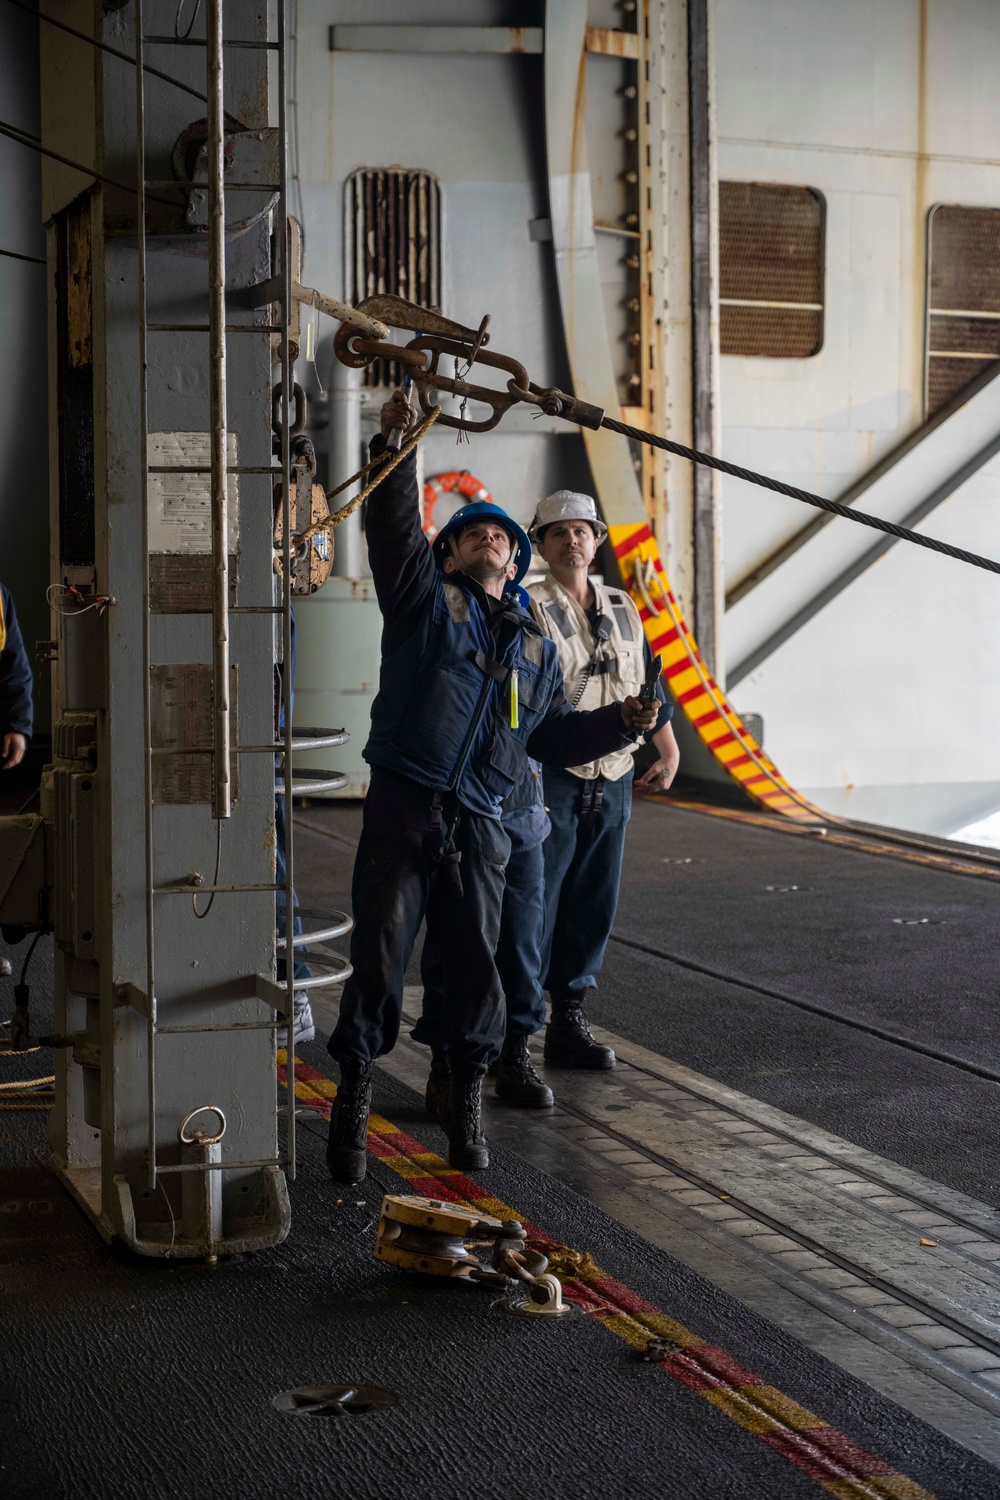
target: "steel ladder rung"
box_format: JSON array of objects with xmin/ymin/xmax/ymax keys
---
[
  {"xmin": 275, "ymin": 769, "xmax": 349, "ymax": 796},
  {"xmin": 277, "ymin": 906, "xmax": 353, "ymax": 950}
]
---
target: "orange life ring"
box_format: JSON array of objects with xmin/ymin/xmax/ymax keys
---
[{"xmin": 422, "ymin": 471, "xmax": 492, "ymax": 540}]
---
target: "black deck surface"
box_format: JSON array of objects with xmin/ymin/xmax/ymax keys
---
[
  {"xmin": 599, "ymin": 801, "xmax": 1000, "ymax": 1205},
  {"xmin": 5, "ymin": 801, "xmax": 1000, "ymax": 1498},
  {"xmin": 3, "ymin": 1033, "xmax": 999, "ymax": 1500},
  {"xmin": 294, "ymin": 798, "xmax": 1000, "ymax": 1205}
]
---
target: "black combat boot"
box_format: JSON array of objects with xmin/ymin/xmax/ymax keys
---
[
  {"xmin": 446, "ymin": 1074, "xmax": 489, "ymax": 1171},
  {"xmin": 494, "ymin": 1035, "xmax": 554, "ymax": 1108},
  {"xmin": 425, "ymin": 1048, "xmax": 452, "ymax": 1130},
  {"xmin": 326, "ymin": 1059, "xmax": 374, "ymax": 1182},
  {"xmin": 544, "ymin": 994, "xmax": 616, "ymax": 1070}
]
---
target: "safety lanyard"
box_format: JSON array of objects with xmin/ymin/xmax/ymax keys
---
[
  {"xmin": 579, "ymin": 775, "xmax": 605, "ymax": 827},
  {"xmin": 569, "ymin": 614, "xmax": 613, "ymax": 710}
]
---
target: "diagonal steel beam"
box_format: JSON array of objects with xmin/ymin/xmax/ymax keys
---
[{"xmin": 726, "ymin": 360, "xmax": 1000, "ymax": 688}]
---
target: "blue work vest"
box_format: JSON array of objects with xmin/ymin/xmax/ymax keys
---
[{"xmin": 364, "ymin": 575, "xmax": 563, "ymax": 819}]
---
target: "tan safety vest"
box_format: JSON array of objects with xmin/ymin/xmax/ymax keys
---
[{"xmin": 528, "ymin": 574, "xmax": 647, "ymax": 782}]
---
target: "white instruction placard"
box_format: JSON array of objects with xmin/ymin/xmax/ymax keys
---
[{"xmin": 148, "ymin": 431, "xmax": 240, "ymax": 553}]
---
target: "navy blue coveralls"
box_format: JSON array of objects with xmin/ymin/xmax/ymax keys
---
[
  {"xmin": 327, "ymin": 440, "xmax": 639, "ymax": 1079},
  {"xmin": 0, "ymin": 584, "xmax": 34, "ymax": 744},
  {"xmin": 418, "ymin": 757, "xmax": 550, "ymax": 1048}
]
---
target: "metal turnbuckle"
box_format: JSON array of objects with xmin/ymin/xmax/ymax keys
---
[{"xmin": 332, "ymin": 294, "xmax": 605, "ymax": 436}]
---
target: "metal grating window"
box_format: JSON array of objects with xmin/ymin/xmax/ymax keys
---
[
  {"xmin": 926, "ymin": 205, "xmax": 1000, "ymax": 416},
  {"xmin": 719, "ymin": 182, "xmax": 824, "ymax": 358},
  {"xmin": 346, "ymin": 169, "xmax": 442, "ymax": 388}
]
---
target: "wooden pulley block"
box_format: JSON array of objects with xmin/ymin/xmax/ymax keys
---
[
  {"xmin": 273, "ymin": 476, "xmax": 334, "ymax": 595},
  {"xmin": 374, "ymin": 1194, "xmax": 522, "ymax": 1280}
]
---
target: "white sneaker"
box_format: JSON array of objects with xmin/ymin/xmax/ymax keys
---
[{"xmin": 276, "ymin": 989, "xmax": 315, "ymax": 1047}]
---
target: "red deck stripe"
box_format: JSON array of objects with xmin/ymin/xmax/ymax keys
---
[{"xmin": 762, "ymin": 1428, "xmax": 896, "ymax": 1483}]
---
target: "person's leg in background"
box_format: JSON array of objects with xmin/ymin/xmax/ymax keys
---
[
  {"xmin": 541, "ymin": 767, "xmax": 631, "ymax": 1068},
  {"xmin": 493, "ymin": 842, "xmax": 553, "ymax": 1106}
]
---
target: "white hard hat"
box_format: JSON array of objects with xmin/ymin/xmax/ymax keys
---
[{"xmin": 528, "ymin": 490, "xmax": 608, "ymax": 544}]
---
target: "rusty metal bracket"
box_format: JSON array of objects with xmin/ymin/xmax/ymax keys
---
[
  {"xmin": 336, "ymin": 293, "xmax": 489, "ymax": 345},
  {"xmin": 408, "ymin": 335, "xmax": 530, "ymax": 432}
]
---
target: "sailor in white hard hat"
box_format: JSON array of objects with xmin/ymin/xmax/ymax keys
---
[
  {"xmin": 527, "ymin": 489, "xmax": 609, "ymax": 546},
  {"xmin": 526, "ymin": 490, "xmax": 680, "ymax": 1070}
]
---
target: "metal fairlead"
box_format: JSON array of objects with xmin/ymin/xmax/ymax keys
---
[{"xmin": 332, "ymin": 294, "xmax": 605, "ymax": 435}]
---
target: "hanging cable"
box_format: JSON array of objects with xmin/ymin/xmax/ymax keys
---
[
  {"xmin": 46, "ymin": 584, "xmax": 116, "ymax": 617},
  {"xmin": 601, "ymin": 414, "xmax": 1000, "ymax": 579},
  {"xmin": 3, "ymin": 0, "xmax": 210, "ymax": 107},
  {"xmin": 192, "ymin": 818, "xmax": 224, "ymax": 919},
  {"xmin": 174, "ymin": 0, "xmax": 203, "ymax": 39},
  {"xmin": 0, "ymin": 118, "xmax": 178, "ymax": 207},
  {"xmin": 0, "ymin": 246, "xmax": 45, "ymax": 266}
]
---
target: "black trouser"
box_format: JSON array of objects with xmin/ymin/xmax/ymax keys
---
[
  {"xmin": 328, "ymin": 767, "xmax": 510, "ymax": 1078},
  {"xmin": 418, "ymin": 840, "xmax": 548, "ymax": 1047}
]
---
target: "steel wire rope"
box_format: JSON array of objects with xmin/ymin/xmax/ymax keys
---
[
  {"xmin": 0, "ymin": 246, "xmax": 45, "ymax": 265},
  {"xmin": 3, "ymin": 0, "xmax": 210, "ymax": 107},
  {"xmin": 631, "ymin": 560, "xmax": 822, "ymax": 821},
  {"xmin": 0, "ymin": 118, "xmax": 179, "ymax": 207},
  {"xmin": 601, "ymin": 414, "xmax": 1000, "ymax": 578}
]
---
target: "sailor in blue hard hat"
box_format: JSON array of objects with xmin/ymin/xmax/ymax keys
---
[
  {"xmin": 326, "ymin": 386, "xmax": 660, "ymax": 1184},
  {"xmin": 431, "ymin": 500, "xmax": 533, "ymax": 589}
]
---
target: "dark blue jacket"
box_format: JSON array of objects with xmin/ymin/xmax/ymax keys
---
[
  {"xmin": 363, "ymin": 440, "xmax": 636, "ymax": 819},
  {"xmin": 0, "ymin": 584, "xmax": 33, "ymax": 739}
]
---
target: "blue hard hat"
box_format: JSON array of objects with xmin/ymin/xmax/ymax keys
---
[{"xmin": 431, "ymin": 500, "xmax": 533, "ymax": 587}]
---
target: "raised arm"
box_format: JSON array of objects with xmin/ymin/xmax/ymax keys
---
[{"xmin": 364, "ymin": 391, "xmax": 437, "ymax": 655}]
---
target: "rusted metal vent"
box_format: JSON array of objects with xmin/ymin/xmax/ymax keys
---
[
  {"xmin": 719, "ymin": 182, "xmax": 824, "ymax": 358},
  {"xmin": 347, "ymin": 169, "xmax": 442, "ymax": 388},
  {"xmin": 927, "ymin": 205, "xmax": 1000, "ymax": 416}
]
